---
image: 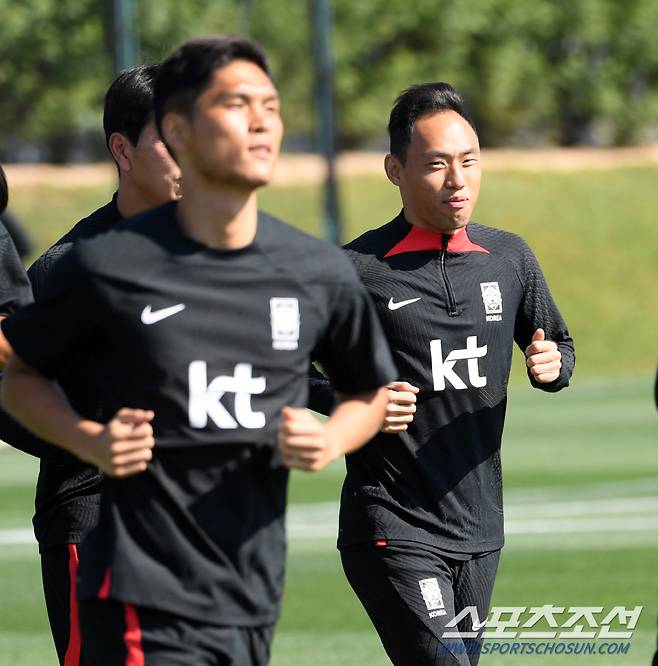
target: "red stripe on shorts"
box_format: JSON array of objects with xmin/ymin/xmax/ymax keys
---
[
  {"xmin": 98, "ymin": 568, "xmax": 112, "ymax": 600},
  {"xmin": 123, "ymin": 604, "xmax": 145, "ymax": 666},
  {"xmin": 63, "ymin": 544, "xmax": 81, "ymax": 666}
]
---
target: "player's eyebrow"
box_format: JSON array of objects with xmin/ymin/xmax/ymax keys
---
[
  {"xmin": 425, "ymin": 149, "xmax": 479, "ymax": 159},
  {"xmin": 215, "ymin": 91, "xmax": 280, "ymax": 104}
]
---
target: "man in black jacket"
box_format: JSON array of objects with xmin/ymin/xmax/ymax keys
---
[
  {"xmin": 309, "ymin": 82, "xmax": 575, "ymax": 666},
  {"xmin": 0, "ymin": 64, "xmax": 181, "ymax": 666}
]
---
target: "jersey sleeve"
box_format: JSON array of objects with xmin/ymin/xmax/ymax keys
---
[
  {"xmin": 2, "ymin": 244, "xmax": 103, "ymax": 379},
  {"xmin": 312, "ymin": 258, "xmax": 397, "ymax": 395},
  {"xmin": 512, "ymin": 239, "xmax": 575, "ymax": 392},
  {"xmin": 27, "ymin": 242, "xmax": 72, "ymax": 301},
  {"xmin": 0, "ymin": 221, "xmax": 33, "ymax": 314},
  {"xmin": 0, "ymin": 404, "xmax": 79, "ymax": 461},
  {"xmin": 306, "ymin": 363, "xmax": 335, "ymax": 416}
]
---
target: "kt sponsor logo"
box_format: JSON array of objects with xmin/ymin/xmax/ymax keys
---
[
  {"xmin": 188, "ymin": 361, "xmax": 266, "ymax": 429},
  {"xmin": 430, "ymin": 336, "xmax": 487, "ymax": 390}
]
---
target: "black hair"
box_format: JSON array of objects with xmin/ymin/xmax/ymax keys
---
[
  {"xmin": 388, "ymin": 82, "xmax": 476, "ymax": 163},
  {"xmin": 0, "ymin": 164, "xmax": 7, "ymax": 215},
  {"xmin": 103, "ymin": 64, "xmax": 159, "ymax": 148},
  {"xmin": 153, "ymin": 35, "xmax": 271, "ymax": 141}
]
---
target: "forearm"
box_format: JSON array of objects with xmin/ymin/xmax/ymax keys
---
[
  {"xmin": 1, "ymin": 355, "xmax": 101, "ymax": 461},
  {"xmin": 324, "ymin": 386, "xmax": 388, "ymax": 456}
]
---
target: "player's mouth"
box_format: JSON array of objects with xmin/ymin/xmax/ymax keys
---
[
  {"xmin": 249, "ymin": 145, "xmax": 273, "ymax": 159},
  {"xmin": 445, "ymin": 196, "xmax": 469, "ymax": 209}
]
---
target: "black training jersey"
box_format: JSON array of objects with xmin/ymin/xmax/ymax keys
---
[
  {"xmin": 3, "ymin": 202, "xmax": 396, "ymax": 626},
  {"xmin": 309, "ymin": 212, "xmax": 575, "ymax": 554},
  {"xmin": 0, "ymin": 219, "xmax": 32, "ymax": 314},
  {"xmin": 0, "ymin": 197, "xmax": 121, "ymax": 551}
]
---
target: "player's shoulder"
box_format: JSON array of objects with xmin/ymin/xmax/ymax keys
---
[
  {"xmin": 342, "ymin": 213, "xmax": 408, "ymax": 274},
  {"xmin": 0, "ymin": 219, "xmax": 19, "ymax": 259},
  {"xmin": 468, "ymin": 221, "xmax": 533, "ymax": 257},
  {"xmin": 344, "ymin": 214, "xmax": 406, "ymax": 256},
  {"xmin": 468, "ymin": 222, "xmax": 542, "ymax": 283},
  {"xmin": 28, "ymin": 198, "xmax": 122, "ymax": 286},
  {"xmin": 257, "ymin": 210, "xmax": 357, "ymax": 283},
  {"xmin": 258, "ymin": 210, "xmax": 335, "ymax": 254},
  {"xmin": 71, "ymin": 202, "xmax": 176, "ymax": 276},
  {"xmin": 66, "ymin": 197, "xmax": 120, "ymax": 239}
]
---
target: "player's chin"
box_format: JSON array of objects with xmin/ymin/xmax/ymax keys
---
[
  {"xmin": 237, "ymin": 169, "xmax": 273, "ymax": 190},
  {"xmin": 437, "ymin": 209, "xmax": 470, "ymax": 231},
  {"xmin": 451, "ymin": 211, "xmax": 471, "ymax": 228}
]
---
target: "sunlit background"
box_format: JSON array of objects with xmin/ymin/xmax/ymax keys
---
[{"xmin": 0, "ymin": 2, "xmax": 656, "ymax": 664}]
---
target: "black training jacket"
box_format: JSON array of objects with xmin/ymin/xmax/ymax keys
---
[
  {"xmin": 309, "ymin": 212, "xmax": 575, "ymax": 553},
  {"xmin": 0, "ymin": 197, "xmax": 120, "ymax": 549}
]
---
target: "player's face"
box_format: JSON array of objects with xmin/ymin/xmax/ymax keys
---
[
  {"xmin": 132, "ymin": 122, "xmax": 182, "ymax": 206},
  {"xmin": 389, "ymin": 110, "xmax": 481, "ymax": 234},
  {"xmin": 184, "ymin": 60, "xmax": 282, "ymax": 189}
]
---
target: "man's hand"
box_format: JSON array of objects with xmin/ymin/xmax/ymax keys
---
[
  {"xmin": 278, "ymin": 406, "xmax": 340, "ymax": 473},
  {"xmin": 79, "ymin": 408, "xmax": 155, "ymax": 478},
  {"xmin": 381, "ymin": 381, "xmax": 419, "ymax": 433},
  {"xmin": 525, "ymin": 328, "xmax": 561, "ymax": 383}
]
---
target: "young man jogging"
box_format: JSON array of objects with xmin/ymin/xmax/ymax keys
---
[
  {"xmin": 309, "ymin": 82, "xmax": 575, "ymax": 665},
  {"xmin": 0, "ymin": 64, "xmax": 181, "ymax": 665},
  {"xmin": 2, "ymin": 36, "xmax": 395, "ymax": 666}
]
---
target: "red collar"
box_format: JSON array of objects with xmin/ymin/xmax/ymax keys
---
[{"xmin": 384, "ymin": 224, "xmax": 489, "ymax": 258}]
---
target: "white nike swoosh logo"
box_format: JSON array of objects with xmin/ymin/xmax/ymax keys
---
[
  {"xmin": 141, "ymin": 303, "xmax": 186, "ymax": 325},
  {"xmin": 388, "ymin": 297, "xmax": 421, "ymax": 311}
]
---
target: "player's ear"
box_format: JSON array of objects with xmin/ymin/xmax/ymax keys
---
[
  {"xmin": 162, "ymin": 113, "xmax": 188, "ymax": 157},
  {"xmin": 384, "ymin": 153, "xmax": 402, "ymax": 186},
  {"xmin": 108, "ymin": 133, "xmax": 134, "ymax": 174}
]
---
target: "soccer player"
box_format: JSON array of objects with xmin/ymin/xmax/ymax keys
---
[
  {"xmin": 1, "ymin": 36, "xmax": 395, "ymax": 665},
  {"xmin": 0, "ymin": 164, "xmax": 32, "ymax": 362},
  {"xmin": 308, "ymin": 83, "xmax": 575, "ymax": 665},
  {"xmin": 0, "ymin": 64, "xmax": 181, "ymax": 666}
]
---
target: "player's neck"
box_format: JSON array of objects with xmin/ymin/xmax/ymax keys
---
[
  {"xmin": 115, "ymin": 183, "xmax": 155, "ymax": 220},
  {"xmin": 177, "ymin": 186, "xmax": 258, "ymax": 250},
  {"xmin": 402, "ymin": 207, "xmax": 464, "ymax": 236}
]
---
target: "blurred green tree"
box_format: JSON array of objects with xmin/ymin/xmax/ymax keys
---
[
  {"xmin": 0, "ymin": 0, "xmax": 111, "ymax": 161},
  {"xmin": 1, "ymin": 0, "xmax": 657, "ymax": 159}
]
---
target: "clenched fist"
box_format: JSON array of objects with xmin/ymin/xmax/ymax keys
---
[
  {"xmin": 381, "ymin": 381, "xmax": 419, "ymax": 433},
  {"xmin": 278, "ymin": 406, "xmax": 340, "ymax": 472},
  {"xmin": 525, "ymin": 328, "xmax": 561, "ymax": 384},
  {"xmin": 81, "ymin": 408, "xmax": 155, "ymax": 478}
]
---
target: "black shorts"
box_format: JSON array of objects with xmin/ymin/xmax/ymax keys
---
[
  {"xmin": 40, "ymin": 543, "xmax": 85, "ymax": 666},
  {"xmin": 341, "ymin": 543, "xmax": 500, "ymax": 666},
  {"xmin": 79, "ymin": 599, "xmax": 275, "ymax": 666}
]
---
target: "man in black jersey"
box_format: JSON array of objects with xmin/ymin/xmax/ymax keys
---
[
  {"xmin": 0, "ymin": 163, "xmax": 33, "ymax": 362},
  {"xmin": 308, "ymin": 83, "xmax": 575, "ymax": 665},
  {"xmin": 0, "ymin": 65, "xmax": 181, "ymax": 666},
  {"xmin": 2, "ymin": 36, "xmax": 395, "ymax": 666}
]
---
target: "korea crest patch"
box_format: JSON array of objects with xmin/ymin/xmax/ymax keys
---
[
  {"xmin": 480, "ymin": 282, "xmax": 502, "ymax": 321},
  {"xmin": 270, "ymin": 297, "xmax": 300, "ymax": 350}
]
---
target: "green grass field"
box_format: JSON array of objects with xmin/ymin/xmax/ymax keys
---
[{"xmin": 1, "ymin": 165, "xmax": 656, "ymax": 664}]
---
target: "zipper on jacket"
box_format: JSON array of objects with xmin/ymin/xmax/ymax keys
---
[{"xmin": 440, "ymin": 234, "xmax": 459, "ymax": 316}]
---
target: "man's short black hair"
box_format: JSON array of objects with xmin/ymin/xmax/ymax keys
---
[
  {"xmin": 0, "ymin": 164, "xmax": 7, "ymax": 215},
  {"xmin": 103, "ymin": 64, "xmax": 159, "ymax": 148},
  {"xmin": 153, "ymin": 36, "xmax": 271, "ymax": 142},
  {"xmin": 388, "ymin": 82, "xmax": 477, "ymax": 163}
]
